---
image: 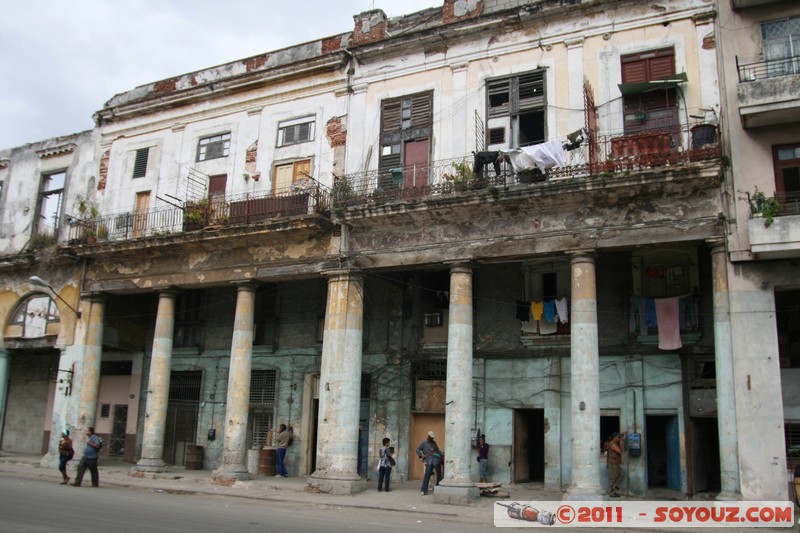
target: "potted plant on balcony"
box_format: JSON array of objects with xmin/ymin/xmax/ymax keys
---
[
  {"xmin": 74, "ymin": 195, "xmax": 100, "ymax": 243},
  {"xmin": 739, "ymin": 186, "xmax": 781, "ymax": 227},
  {"xmin": 443, "ymin": 161, "xmax": 477, "ymax": 191},
  {"xmin": 183, "ymin": 198, "xmax": 209, "ymax": 231}
]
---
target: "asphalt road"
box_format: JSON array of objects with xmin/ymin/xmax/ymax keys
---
[{"xmin": 0, "ymin": 473, "xmax": 492, "ymax": 532}]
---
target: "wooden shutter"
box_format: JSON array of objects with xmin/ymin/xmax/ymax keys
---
[{"xmin": 132, "ymin": 148, "xmax": 149, "ymax": 178}]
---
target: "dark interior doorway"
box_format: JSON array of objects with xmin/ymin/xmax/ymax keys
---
[
  {"xmin": 513, "ymin": 409, "xmax": 545, "ymax": 482},
  {"xmin": 646, "ymin": 414, "xmax": 681, "ymax": 491},
  {"xmin": 690, "ymin": 417, "xmax": 721, "ymax": 494}
]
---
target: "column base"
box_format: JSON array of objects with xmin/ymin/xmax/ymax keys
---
[
  {"xmin": 432, "ymin": 483, "xmax": 480, "ymax": 505},
  {"xmin": 212, "ymin": 467, "xmax": 251, "ymax": 486},
  {"xmin": 308, "ymin": 471, "xmax": 366, "ymax": 495},
  {"xmin": 136, "ymin": 458, "xmax": 168, "ymax": 472},
  {"xmin": 563, "ymin": 484, "xmax": 607, "ymax": 501},
  {"xmin": 716, "ymin": 491, "xmax": 743, "ymax": 501},
  {"xmin": 39, "ymin": 451, "xmax": 59, "ymax": 469}
]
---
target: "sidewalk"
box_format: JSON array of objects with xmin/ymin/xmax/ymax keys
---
[
  {"xmin": 0, "ymin": 452, "xmax": 551, "ymax": 525},
  {"xmin": 1, "ymin": 452, "xmax": 797, "ymax": 530}
]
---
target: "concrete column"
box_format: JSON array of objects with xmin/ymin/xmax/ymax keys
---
[
  {"xmin": 309, "ymin": 269, "xmax": 365, "ymax": 495},
  {"xmin": 0, "ymin": 349, "xmax": 8, "ymax": 444},
  {"xmin": 544, "ymin": 356, "xmax": 562, "ymax": 492},
  {"xmin": 709, "ymin": 241, "xmax": 742, "ymax": 500},
  {"xmin": 436, "ymin": 264, "xmax": 478, "ymax": 504},
  {"xmin": 565, "ymin": 251, "xmax": 604, "ymax": 500},
  {"xmin": 137, "ymin": 289, "xmax": 177, "ymax": 472},
  {"xmin": 215, "ymin": 283, "xmax": 256, "ymax": 483},
  {"xmin": 76, "ymin": 294, "xmax": 105, "ymax": 434}
]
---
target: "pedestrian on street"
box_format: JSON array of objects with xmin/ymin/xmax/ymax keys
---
[
  {"xmin": 275, "ymin": 424, "xmax": 292, "ymax": 478},
  {"xmin": 604, "ymin": 432, "xmax": 624, "ymax": 497},
  {"xmin": 57, "ymin": 429, "xmax": 74, "ymax": 485},
  {"xmin": 416, "ymin": 431, "xmax": 442, "ymax": 496},
  {"xmin": 71, "ymin": 427, "xmax": 101, "ymax": 487},
  {"xmin": 477, "ymin": 434, "xmax": 490, "ymax": 483},
  {"xmin": 378, "ymin": 437, "xmax": 395, "ymax": 492}
]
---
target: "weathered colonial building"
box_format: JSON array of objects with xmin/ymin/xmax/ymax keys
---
[{"xmin": 0, "ymin": 0, "xmax": 793, "ymax": 503}]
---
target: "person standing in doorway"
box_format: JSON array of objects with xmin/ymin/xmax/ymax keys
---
[
  {"xmin": 378, "ymin": 437, "xmax": 394, "ymax": 492},
  {"xmin": 57, "ymin": 429, "xmax": 74, "ymax": 485},
  {"xmin": 275, "ymin": 424, "xmax": 292, "ymax": 478},
  {"xmin": 416, "ymin": 431, "xmax": 442, "ymax": 496},
  {"xmin": 604, "ymin": 432, "xmax": 624, "ymax": 497},
  {"xmin": 477, "ymin": 434, "xmax": 490, "ymax": 483},
  {"xmin": 71, "ymin": 427, "xmax": 101, "ymax": 487}
]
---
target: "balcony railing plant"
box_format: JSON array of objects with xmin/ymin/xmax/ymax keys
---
[
  {"xmin": 737, "ymin": 55, "xmax": 800, "ymax": 83},
  {"xmin": 67, "ymin": 181, "xmax": 331, "ymax": 245},
  {"xmin": 334, "ymin": 123, "xmax": 721, "ymax": 208}
]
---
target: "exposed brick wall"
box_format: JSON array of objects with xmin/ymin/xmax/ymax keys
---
[
  {"xmin": 322, "ymin": 35, "xmax": 343, "ymax": 54},
  {"xmin": 443, "ymin": 0, "xmax": 483, "ymax": 24},
  {"xmin": 244, "ymin": 54, "xmax": 269, "ymax": 72},
  {"xmin": 351, "ymin": 10, "xmax": 387, "ymax": 46},
  {"xmin": 98, "ymin": 149, "xmax": 110, "ymax": 191},
  {"xmin": 702, "ymin": 33, "xmax": 715, "ymax": 50},
  {"xmin": 245, "ymin": 141, "xmax": 258, "ymax": 164},
  {"xmin": 153, "ymin": 78, "xmax": 179, "ymax": 94},
  {"xmin": 326, "ymin": 116, "xmax": 347, "ymax": 148}
]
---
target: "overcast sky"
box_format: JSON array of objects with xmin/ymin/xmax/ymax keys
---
[{"xmin": 0, "ymin": 0, "xmax": 438, "ymax": 150}]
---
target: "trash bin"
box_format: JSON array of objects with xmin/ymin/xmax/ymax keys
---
[
  {"xmin": 185, "ymin": 445, "xmax": 204, "ymax": 470},
  {"xmin": 259, "ymin": 447, "xmax": 276, "ymax": 476}
]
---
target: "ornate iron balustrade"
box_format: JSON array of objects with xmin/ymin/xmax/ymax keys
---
[
  {"xmin": 776, "ymin": 190, "xmax": 800, "ymax": 217},
  {"xmin": 66, "ymin": 182, "xmax": 331, "ymax": 245},
  {"xmin": 334, "ymin": 124, "xmax": 721, "ymax": 208}
]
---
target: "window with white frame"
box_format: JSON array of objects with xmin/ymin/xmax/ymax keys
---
[
  {"xmin": 196, "ymin": 133, "xmax": 231, "ymax": 162},
  {"xmin": 9, "ymin": 294, "xmax": 60, "ymax": 338},
  {"xmin": 277, "ymin": 117, "xmax": 315, "ymax": 147},
  {"xmin": 762, "ymin": 16, "xmax": 800, "ymax": 78},
  {"xmin": 37, "ymin": 170, "xmax": 65, "ymax": 236}
]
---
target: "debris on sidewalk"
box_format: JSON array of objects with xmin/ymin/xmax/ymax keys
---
[{"xmin": 476, "ymin": 482, "xmax": 509, "ymax": 498}]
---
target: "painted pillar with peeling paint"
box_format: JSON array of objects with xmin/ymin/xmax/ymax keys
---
[
  {"xmin": 137, "ymin": 290, "xmax": 176, "ymax": 472},
  {"xmin": 442, "ymin": 264, "xmax": 474, "ymax": 485},
  {"xmin": 0, "ymin": 349, "xmax": 8, "ymax": 444},
  {"xmin": 310, "ymin": 270, "xmax": 365, "ymax": 494},
  {"xmin": 220, "ymin": 283, "xmax": 255, "ymax": 479},
  {"xmin": 565, "ymin": 251, "xmax": 604, "ymax": 499},
  {"xmin": 76, "ymin": 294, "xmax": 105, "ymax": 434},
  {"xmin": 710, "ymin": 241, "xmax": 741, "ymax": 499}
]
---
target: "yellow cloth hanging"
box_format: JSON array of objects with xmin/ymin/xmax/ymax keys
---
[{"xmin": 530, "ymin": 300, "xmax": 544, "ymax": 321}]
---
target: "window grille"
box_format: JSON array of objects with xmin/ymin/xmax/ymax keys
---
[
  {"xmin": 786, "ymin": 422, "xmax": 800, "ymax": 468},
  {"xmin": 168, "ymin": 370, "xmax": 202, "ymax": 403},
  {"xmin": 249, "ymin": 369, "xmax": 277, "ymax": 406},
  {"xmin": 412, "ymin": 359, "xmax": 447, "ymax": 380},
  {"xmin": 100, "ymin": 404, "xmax": 110, "ymax": 418},
  {"xmin": 250, "ymin": 410, "xmax": 274, "ymax": 448}
]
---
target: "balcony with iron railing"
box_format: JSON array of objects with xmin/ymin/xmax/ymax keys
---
[
  {"xmin": 66, "ymin": 181, "xmax": 331, "ymax": 246},
  {"xmin": 333, "ymin": 123, "xmax": 721, "ymax": 208},
  {"xmin": 64, "ymin": 124, "xmax": 720, "ymax": 248},
  {"xmin": 747, "ymin": 190, "xmax": 800, "ymax": 259},
  {"xmin": 736, "ymin": 54, "xmax": 800, "ymax": 128}
]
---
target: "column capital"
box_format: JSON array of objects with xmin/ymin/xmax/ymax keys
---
[
  {"xmin": 156, "ymin": 287, "xmax": 180, "ymax": 298},
  {"xmin": 706, "ymin": 237, "xmax": 726, "ymax": 255},
  {"xmin": 447, "ymin": 262, "xmax": 473, "ymax": 275},
  {"xmin": 322, "ymin": 268, "xmax": 363, "ymax": 281},
  {"xmin": 79, "ymin": 292, "xmax": 106, "ymax": 303},
  {"xmin": 567, "ymin": 249, "xmax": 596, "ymax": 262},
  {"xmin": 232, "ymin": 280, "xmax": 258, "ymax": 292}
]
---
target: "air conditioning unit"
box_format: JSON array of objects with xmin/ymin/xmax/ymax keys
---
[{"xmin": 424, "ymin": 311, "xmax": 443, "ymax": 327}]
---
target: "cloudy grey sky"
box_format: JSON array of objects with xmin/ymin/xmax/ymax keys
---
[{"xmin": 0, "ymin": 0, "xmax": 437, "ymax": 150}]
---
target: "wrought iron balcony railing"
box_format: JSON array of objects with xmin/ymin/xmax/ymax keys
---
[
  {"xmin": 737, "ymin": 55, "xmax": 800, "ymax": 83},
  {"xmin": 66, "ymin": 181, "xmax": 331, "ymax": 245},
  {"xmin": 334, "ymin": 124, "xmax": 721, "ymax": 208}
]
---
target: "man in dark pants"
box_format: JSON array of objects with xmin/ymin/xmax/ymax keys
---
[
  {"xmin": 416, "ymin": 431, "xmax": 442, "ymax": 496},
  {"xmin": 71, "ymin": 427, "xmax": 101, "ymax": 487}
]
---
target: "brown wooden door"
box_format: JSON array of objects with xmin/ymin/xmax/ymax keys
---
[
  {"xmin": 208, "ymin": 174, "xmax": 227, "ymax": 223},
  {"xmin": 403, "ymin": 139, "xmax": 429, "ymax": 189},
  {"xmin": 409, "ymin": 413, "xmax": 445, "ymax": 480},
  {"xmin": 133, "ymin": 191, "xmax": 150, "ymax": 237}
]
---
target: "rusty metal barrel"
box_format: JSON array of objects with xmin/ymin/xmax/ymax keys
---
[
  {"xmin": 185, "ymin": 445, "xmax": 204, "ymax": 470},
  {"xmin": 259, "ymin": 447, "xmax": 276, "ymax": 476}
]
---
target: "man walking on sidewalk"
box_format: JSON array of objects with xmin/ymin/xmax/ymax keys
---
[
  {"xmin": 71, "ymin": 427, "xmax": 101, "ymax": 487},
  {"xmin": 275, "ymin": 424, "xmax": 293, "ymax": 478}
]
